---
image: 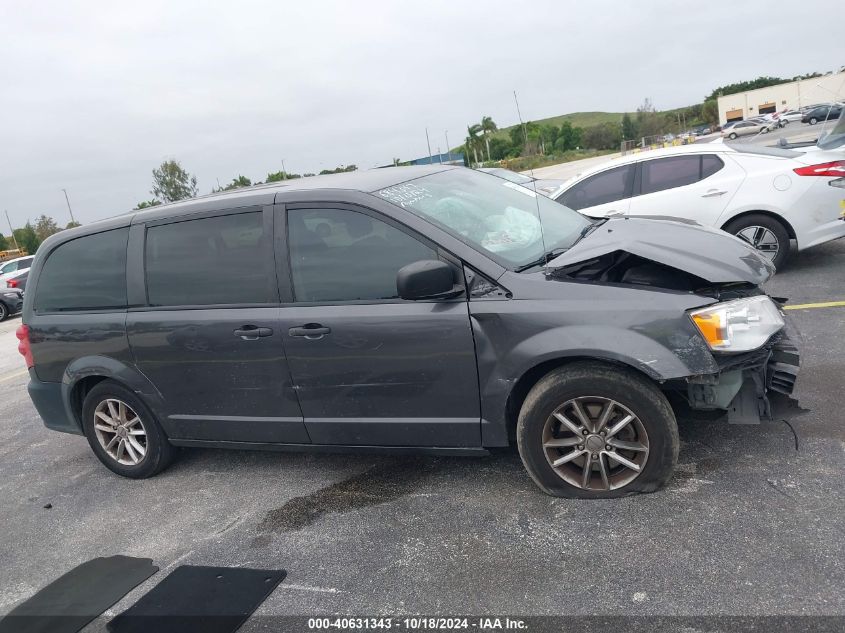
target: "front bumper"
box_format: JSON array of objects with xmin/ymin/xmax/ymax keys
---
[{"xmin": 686, "ymin": 327, "xmax": 800, "ymax": 424}]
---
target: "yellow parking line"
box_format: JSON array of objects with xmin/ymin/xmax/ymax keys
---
[
  {"xmin": 0, "ymin": 369, "xmax": 28, "ymax": 383},
  {"xmin": 784, "ymin": 301, "xmax": 845, "ymax": 311}
]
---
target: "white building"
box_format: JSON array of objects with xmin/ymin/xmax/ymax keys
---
[{"xmin": 717, "ymin": 71, "xmax": 845, "ymax": 124}]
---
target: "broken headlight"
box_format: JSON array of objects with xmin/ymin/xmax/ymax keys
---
[{"xmin": 689, "ymin": 296, "xmax": 784, "ymax": 352}]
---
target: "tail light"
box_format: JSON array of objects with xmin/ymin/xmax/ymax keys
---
[
  {"xmin": 793, "ymin": 161, "xmax": 845, "ymax": 177},
  {"xmin": 7, "ymin": 279, "xmax": 19, "ymax": 288},
  {"xmin": 16, "ymin": 324, "xmax": 34, "ymax": 369}
]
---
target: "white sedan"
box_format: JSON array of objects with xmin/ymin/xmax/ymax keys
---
[{"xmin": 548, "ymin": 118, "xmax": 845, "ymax": 269}]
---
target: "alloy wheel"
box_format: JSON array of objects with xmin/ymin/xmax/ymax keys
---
[
  {"xmin": 736, "ymin": 225, "xmax": 779, "ymax": 261},
  {"xmin": 93, "ymin": 399, "xmax": 148, "ymax": 466},
  {"xmin": 542, "ymin": 396, "xmax": 649, "ymax": 491}
]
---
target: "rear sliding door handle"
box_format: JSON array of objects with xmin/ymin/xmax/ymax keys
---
[
  {"xmin": 289, "ymin": 324, "xmax": 331, "ymax": 339},
  {"xmin": 234, "ymin": 326, "xmax": 273, "ymax": 340}
]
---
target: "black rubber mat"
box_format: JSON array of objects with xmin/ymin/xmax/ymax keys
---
[
  {"xmin": 0, "ymin": 555, "xmax": 158, "ymax": 633},
  {"xmin": 107, "ymin": 565, "xmax": 286, "ymax": 633}
]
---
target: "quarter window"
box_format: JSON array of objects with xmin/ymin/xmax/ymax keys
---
[
  {"xmin": 34, "ymin": 228, "xmax": 129, "ymax": 312},
  {"xmin": 559, "ymin": 164, "xmax": 635, "ymax": 210},
  {"xmin": 145, "ymin": 211, "xmax": 270, "ymax": 306},
  {"xmin": 287, "ymin": 208, "xmax": 437, "ymax": 303}
]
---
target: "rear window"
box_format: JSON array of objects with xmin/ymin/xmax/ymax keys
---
[
  {"xmin": 145, "ymin": 211, "xmax": 270, "ymax": 306},
  {"xmin": 34, "ymin": 228, "xmax": 129, "ymax": 312}
]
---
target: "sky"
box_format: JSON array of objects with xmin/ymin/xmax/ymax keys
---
[{"xmin": 1, "ymin": 0, "xmax": 842, "ymax": 227}]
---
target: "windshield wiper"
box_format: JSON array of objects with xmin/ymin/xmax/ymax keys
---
[
  {"xmin": 514, "ymin": 219, "xmax": 608, "ymax": 273},
  {"xmin": 514, "ymin": 247, "xmax": 570, "ymax": 272},
  {"xmin": 573, "ymin": 218, "xmax": 608, "ymax": 244}
]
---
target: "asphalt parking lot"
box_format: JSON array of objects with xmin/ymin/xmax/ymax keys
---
[{"xmin": 1, "ymin": 238, "xmax": 844, "ymax": 624}]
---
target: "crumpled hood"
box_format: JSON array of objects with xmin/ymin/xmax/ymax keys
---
[{"xmin": 546, "ymin": 216, "xmax": 775, "ymax": 285}]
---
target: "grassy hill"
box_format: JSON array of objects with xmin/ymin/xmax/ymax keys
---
[{"xmin": 490, "ymin": 107, "xmax": 698, "ymax": 140}]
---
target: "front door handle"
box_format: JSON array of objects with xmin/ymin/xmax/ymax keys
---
[
  {"xmin": 701, "ymin": 189, "xmax": 727, "ymax": 198},
  {"xmin": 234, "ymin": 325, "xmax": 274, "ymax": 340},
  {"xmin": 289, "ymin": 324, "xmax": 331, "ymax": 339}
]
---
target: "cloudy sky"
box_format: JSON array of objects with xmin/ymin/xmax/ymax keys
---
[{"xmin": 1, "ymin": 0, "xmax": 841, "ymax": 227}]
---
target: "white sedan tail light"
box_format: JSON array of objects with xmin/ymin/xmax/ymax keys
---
[{"xmin": 793, "ymin": 161, "xmax": 845, "ymax": 177}]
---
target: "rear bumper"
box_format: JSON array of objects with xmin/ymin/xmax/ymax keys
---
[{"xmin": 27, "ymin": 371, "xmax": 82, "ymax": 435}]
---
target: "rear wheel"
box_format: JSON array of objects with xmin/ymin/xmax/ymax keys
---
[
  {"xmin": 724, "ymin": 213, "xmax": 790, "ymax": 270},
  {"xmin": 729, "ymin": 132, "xmax": 738, "ymax": 140},
  {"xmin": 0, "ymin": 302, "xmax": 7, "ymax": 321},
  {"xmin": 809, "ymin": 117, "xmax": 818, "ymax": 125},
  {"xmin": 516, "ymin": 362, "xmax": 678, "ymax": 498},
  {"xmin": 81, "ymin": 380, "xmax": 175, "ymax": 478}
]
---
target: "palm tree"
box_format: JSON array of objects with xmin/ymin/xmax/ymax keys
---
[
  {"xmin": 466, "ymin": 124, "xmax": 482, "ymax": 166},
  {"xmin": 480, "ymin": 116, "xmax": 498, "ymax": 161}
]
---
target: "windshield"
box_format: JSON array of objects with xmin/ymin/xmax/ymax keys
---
[
  {"xmin": 375, "ymin": 168, "xmax": 591, "ymax": 269},
  {"xmin": 817, "ymin": 109, "xmax": 845, "ymax": 150}
]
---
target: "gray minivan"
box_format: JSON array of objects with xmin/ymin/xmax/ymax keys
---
[{"xmin": 18, "ymin": 166, "xmax": 799, "ymax": 497}]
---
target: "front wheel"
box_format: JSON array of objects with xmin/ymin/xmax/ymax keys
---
[
  {"xmin": 516, "ymin": 362, "xmax": 678, "ymax": 498},
  {"xmin": 81, "ymin": 380, "xmax": 175, "ymax": 478},
  {"xmin": 809, "ymin": 117, "xmax": 818, "ymax": 125},
  {"xmin": 724, "ymin": 213, "xmax": 790, "ymax": 270}
]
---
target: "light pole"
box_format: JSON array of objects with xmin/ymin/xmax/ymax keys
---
[
  {"xmin": 4, "ymin": 210, "xmax": 20, "ymax": 251},
  {"xmin": 281, "ymin": 159, "xmax": 287, "ymax": 179},
  {"xmin": 61, "ymin": 189, "xmax": 77, "ymax": 225},
  {"xmin": 445, "ymin": 131, "xmax": 450, "ymax": 162},
  {"xmin": 425, "ymin": 128, "xmax": 433, "ymax": 164}
]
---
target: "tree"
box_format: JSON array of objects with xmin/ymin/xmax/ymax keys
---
[
  {"xmin": 151, "ymin": 160, "xmax": 198, "ymax": 203},
  {"xmin": 318, "ymin": 165, "xmax": 357, "ymax": 175},
  {"xmin": 701, "ymin": 99, "xmax": 719, "ymax": 127},
  {"xmin": 65, "ymin": 221, "xmax": 82, "ymax": 229},
  {"xmin": 34, "ymin": 215, "xmax": 61, "ymax": 243},
  {"xmin": 480, "ymin": 116, "xmax": 498, "ymax": 161},
  {"xmin": 0, "ymin": 233, "xmax": 7, "ymax": 250},
  {"xmin": 465, "ymin": 124, "xmax": 482, "ymax": 165},
  {"xmin": 135, "ymin": 200, "xmax": 162, "ymax": 210},
  {"xmin": 13, "ymin": 223, "xmax": 40, "ymax": 254},
  {"xmin": 622, "ymin": 113, "xmax": 638, "ymax": 140},
  {"xmin": 704, "ymin": 76, "xmax": 789, "ymax": 102},
  {"xmin": 266, "ymin": 170, "xmax": 301, "ymax": 182},
  {"xmin": 582, "ymin": 123, "xmax": 622, "ymax": 150},
  {"xmin": 219, "ymin": 175, "xmax": 252, "ymax": 191}
]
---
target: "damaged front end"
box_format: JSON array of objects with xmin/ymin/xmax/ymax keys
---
[
  {"xmin": 542, "ymin": 218, "xmax": 799, "ymax": 425},
  {"xmin": 685, "ymin": 328, "xmax": 800, "ymax": 424}
]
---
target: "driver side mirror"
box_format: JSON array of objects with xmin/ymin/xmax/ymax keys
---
[{"xmin": 397, "ymin": 260, "xmax": 464, "ymax": 301}]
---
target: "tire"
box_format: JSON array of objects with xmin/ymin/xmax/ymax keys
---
[
  {"xmin": 809, "ymin": 117, "xmax": 818, "ymax": 125},
  {"xmin": 0, "ymin": 302, "xmax": 7, "ymax": 322},
  {"xmin": 724, "ymin": 213, "xmax": 791, "ymax": 270},
  {"xmin": 761, "ymin": 126, "xmax": 769, "ymax": 134},
  {"xmin": 729, "ymin": 132, "xmax": 738, "ymax": 140},
  {"xmin": 516, "ymin": 362, "xmax": 678, "ymax": 499},
  {"xmin": 81, "ymin": 380, "xmax": 175, "ymax": 478}
]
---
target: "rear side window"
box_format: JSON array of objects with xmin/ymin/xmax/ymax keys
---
[
  {"xmin": 640, "ymin": 154, "xmax": 725, "ymax": 195},
  {"xmin": 560, "ymin": 164, "xmax": 635, "ymax": 210},
  {"xmin": 641, "ymin": 156, "xmax": 701, "ymax": 194},
  {"xmin": 34, "ymin": 228, "xmax": 129, "ymax": 312},
  {"xmin": 145, "ymin": 211, "xmax": 270, "ymax": 307}
]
